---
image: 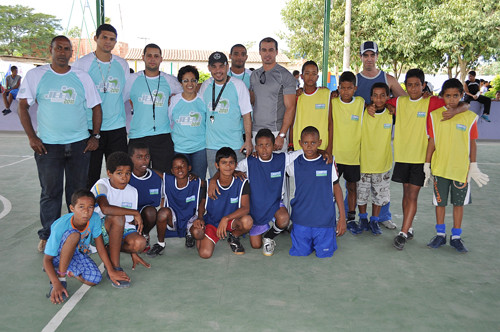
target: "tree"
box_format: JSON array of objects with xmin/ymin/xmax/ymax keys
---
[
  {"xmin": 67, "ymin": 26, "xmax": 82, "ymax": 38},
  {"xmin": 0, "ymin": 5, "xmax": 61, "ymax": 57}
]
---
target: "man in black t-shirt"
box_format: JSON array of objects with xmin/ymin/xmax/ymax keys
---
[{"xmin": 464, "ymin": 71, "xmax": 491, "ymax": 122}]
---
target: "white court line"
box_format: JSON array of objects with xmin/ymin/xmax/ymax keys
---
[
  {"xmin": 0, "ymin": 154, "xmax": 32, "ymax": 157},
  {"xmin": 0, "ymin": 195, "xmax": 12, "ymax": 219},
  {"xmin": 42, "ymin": 263, "xmax": 105, "ymax": 332},
  {"xmin": 0, "ymin": 156, "xmax": 33, "ymax": 168}
]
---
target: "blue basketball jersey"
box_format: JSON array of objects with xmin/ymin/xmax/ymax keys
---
[
  {"xmin": 128, "ymin": 169, "xmax": 163, "ymax": 211},
  {"xmin": 246, "ymin": 153, "xmax": 286, "ymax": 225},
  {"xmin": 204, "ymin": 177, "xmax": 247, "ymax": 228},
  {"xmin": 355, "ymin": 71, "xmax": 388, "ymax": 104},
  {"xmin": 288, "ymin": 155, "xmax": 338, "ymax": 228}
]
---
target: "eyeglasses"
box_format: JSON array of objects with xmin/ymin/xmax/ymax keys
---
[
  {"xmin": 182, "ymin": 79, "xmax": 198, "ymax": 83},
  {"xmin": 259, "ymin": 71, "xmax": 266, "ymax": 84}
]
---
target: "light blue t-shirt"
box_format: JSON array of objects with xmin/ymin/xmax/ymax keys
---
[
  {"xmin": 18, "ymin": 65, "xmax": 101, "ymax": 144},
  {"xmin": 123, "ymin": 71, "xmax": 182, "ymax": 139},
  {"xmin": 198, "ymin": 77, "xmax": 252, "ymax": 150},
  {"xmin": 72, "ymin": 53, "xmax": 129, "ymax": 131},
  {"xmin": 44, "ymin": 212, "xmax": 102, "ymax": 257},
  {"xmin": 228, "ymin": 69, "xmax": 251, "ymax": 89},
  {"xmin": 168, "ymin": 94, "xmax": 206, "ymax": 153}
]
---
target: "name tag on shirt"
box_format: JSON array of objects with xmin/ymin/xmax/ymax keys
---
[
  {"xmin": 351, "ymin": 115, "xmax": 359, "ymax": 121},
  {"xmin": 186, "ymin": 195, "xmax": 195, "ymax": 203},
  {"xmin": 149, "ymin": 189, "xmax": 159, "ymax": 195},
  {"xmin": 230, "ymin": 197, "xmax": 239, "ymax": 204},
  {"xmin": 384, "ymin": 123, "xmax": 392, "ymax": 129},
  {"xmin": 315, "ymin": 104, "xmax": 326, "ymax": 109},
  {"xmin": 316, "ymin": 170, "xmax": 328, "ymax": 177},
  {"xmin": 417, "ymin": 112, "xmax": 426, "ymax": 118},
  {"xmin": 456, "ymin": 124, "xmax": 467, "ymax": 131},
  {"xmin": 122, "ymin": 202, "xmax": 133, "ymax": 209},
  {"xmin": 270, "ymin": 171, "xmax": 281, "ymax": 178}
]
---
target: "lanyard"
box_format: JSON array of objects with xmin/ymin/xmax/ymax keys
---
[
  {"xmin": 94, "ymin": 52, "xmax": 111, "ymax": 93},
  {"xmin": 211, "ymin": 77, "xmax": 229, "ymax": 123},
  {"xmin": 144, "ymin": 71, "xmax": 161, "ymax": 131}
]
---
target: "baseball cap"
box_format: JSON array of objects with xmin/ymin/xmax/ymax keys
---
[
  {"xmin": 360, "ymin": 41, "xmax": 378, "ymax": 55},
  {"xmin": 208, "ymin": 52, "xmax": 228, "ymax": 65}
]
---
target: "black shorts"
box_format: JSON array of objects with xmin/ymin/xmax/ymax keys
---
[
  {"xmin": 391, "ymin": 162, "xmax": 425, "ymax": 186},
  {"xmin": 336, "ymin": 163, "xmax": 360, "ymax": 183}
]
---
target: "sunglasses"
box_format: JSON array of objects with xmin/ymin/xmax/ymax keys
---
[{"xmin": 259, "ymin": 71, "xmax": 266, "ymax": 84}]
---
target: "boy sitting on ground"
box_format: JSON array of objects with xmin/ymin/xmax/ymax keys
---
[
  {"xmin": 43, "ymin": 190, "xmax": 129, "ymax": 304},
  {"xmin": 91, "ymin": 151, "xmax": 150, "ymax": 288}
]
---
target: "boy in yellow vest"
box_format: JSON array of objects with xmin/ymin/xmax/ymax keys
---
[
  {"xmin": 425, "ymin": 78, "xmax": 488, "ymax": 253},
  {"xmin": 357, "ymin": 83, "xmax": 393, "ymax": 235},
  {"xmin": 328, "ymin": 71, "xmax": 365, "ymax": 235}
]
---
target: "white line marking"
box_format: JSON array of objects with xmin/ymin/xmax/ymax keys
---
[
  {"xmin": 0, "ymin": 154, "xmax": 32, "ymax": 157},
  {"xmin": 0, "ymin": 195, "xmax": 12, "ymax": 219},
  {"xmin": 0, "ymin": 156, "xmax": 33, "ymax": 168},
  {"xmin": 41, "ymin": 263, "xmax": 105, "ymax": 332}
]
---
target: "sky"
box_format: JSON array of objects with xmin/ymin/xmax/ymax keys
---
[{"xmin": 10, "ymin": 0, "xmax": 290, "ymax": 52}]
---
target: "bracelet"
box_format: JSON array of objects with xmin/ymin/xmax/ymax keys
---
[{"xmin": 57, "ymin": 270, "xmax": 67, "ymax": 277}]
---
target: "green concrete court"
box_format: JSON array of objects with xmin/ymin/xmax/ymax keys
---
[{"xmin": 0, "ymin": 131, "xmax": 499, "ymax": 331}]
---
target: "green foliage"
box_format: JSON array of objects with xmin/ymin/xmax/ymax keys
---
[
  {"xmin": 0, "ymin": 5, "xmax": 61, "ymax": 57},
  {"xmin": 484, "ymin": 75, "xmax": 500, "ymax": 98},
  {"xmin": 198, "ymin": 71, "xmax": 211, "ymax": 84},
  {"xmin": 67, "ymin": 26, "xmax": 82, "ymax": 38}
]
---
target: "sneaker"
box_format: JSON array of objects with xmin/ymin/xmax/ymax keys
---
[
  {"xmin": 450, "ymin": 237, "xmax": 468, "ymax": 253},
  {"xmin": 393, "ymin": 233, "xmax": 407, "ymax": 250},
  {"xmin": 47, "ymin": 281, "xmax": 68, "ymax": 301},
  {"xmin": 146, "ymin": 243, "xmax": 165, "ymax": 258},
  {"xmin": 359, "ymin": 218, "xmax": 369, "ymax": 232},
  {"xmin": 3, "ymin": 109, "xmax": 11, "ymax": 115},
  {"xmin": 407, "ymin": 228, "xmax": 414, "ymax": 240},
  {"xmin": 185, "ymin": 234, "xmax": 195, "ymax": 248},
  {"xmin": 106, "ymin": 267, "xmax": 130, "ymax": 288},
  {"xmin": 38, "ymin": 239, "xmax": 47, "ymax": 253},
  {"xmin": 346, "ymin": 220, "xmax": 362, "ymax": 235},
  {"xmin": 481, "ymin": 114, "xmax": 491, "ymax": 122},
  {"xmin": 369, "ymin": 220, "xmax": 382, "ymax": 235},
  {"xmin": 262, "ymin": 237, "xmax": 276, "ymax": 256},
  {"xmin": 427, "ymin": 235, "xmax": 446, "ymax": 249},
  {"xmin": 142, "ymin": 234, "xmax": 150, "ymax": 253},
  {"xmin": 380, "ymin": 220, "xmax": 397, "ymax": 229},
  {"xmin": 227, "ymin": 233, "xmax": 245, "ymax": 255}
]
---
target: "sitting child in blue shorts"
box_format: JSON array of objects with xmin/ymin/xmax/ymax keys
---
[
  {"xmin": 287, "ymin": 126, "xmax": 346, "ymax": 258},
  {"xmin": 43, "ymin": 189, "xmax": 130, "ymax": 304},
  {"xmin": 191, "ymin": 147, "xmax": 253, "ymax": 258},
  {"xmin": 91, "ymin": 151, "xmax": 150, "ymax": 288}
]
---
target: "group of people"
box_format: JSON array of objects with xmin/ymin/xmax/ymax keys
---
[{"xmin": 14, "ymin": 23, "xmax": 490, "ymax": 304}]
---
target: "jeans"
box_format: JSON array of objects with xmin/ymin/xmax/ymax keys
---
[
  {"xmin": 35, "ymin": 139, "xmax": 90, "ymax": 240},
  {"xmin": 176, "ymin": 149, "xmax": 208, "ymax": 180}
]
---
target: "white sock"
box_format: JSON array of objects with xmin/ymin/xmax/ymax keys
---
[{"xmin": 157, "ymin": 242, "xmax": 165, "ymax": 247}]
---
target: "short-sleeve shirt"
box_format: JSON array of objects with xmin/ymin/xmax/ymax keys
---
[
  {"xmin": 250, "ymin": 64, "xmax": 296, "ymax": 132},
  {"xmin": 228, "ymin": 69, "xmax": 252, "ymax": 89},
  {"xmin": 169, "ymin": 94, "xmax": 207, "ymax": 153},
  {"xmin": 44, "ymin": 212, "xmax": 102, "ymax": 257},
  {"xmin": 72, "ymin": 53, "xmax": 130, "ymax": 131},
  {"xmin": 17, "ymin": 65, "xmax": 101, "ymax": 144},
  {"xmin": 123, "ymin": 71, "xmax": 182, "ymax": 139},
  {"xmin": 6, "ymin": 74, "xmax": 21, "ymax": 89},
  {"xmin": 198, "ymin": 77, "xmax": 252, "ymax": 150},
  {"xmin": 91, "ymin": 178, "xmax": 138, "ymax": 228}
]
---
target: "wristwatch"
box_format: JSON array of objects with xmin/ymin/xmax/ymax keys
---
[
  {"xmin": 92, "ymin": 133, "xmax": 101, "ymax": 140},
  {"xmin": 278, "ymin": 132, "xmax": 286, "ymax": 138}
]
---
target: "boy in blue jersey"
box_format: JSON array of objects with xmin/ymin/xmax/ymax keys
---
[
  {"xmin": 288, "ymin": 126, "xmax": 346, "ymax": 258},
  {"xmin": 191, "ymin": 147, "xmax": 253, "ymax": 258},
  {"xmin": 43, "ymin": 190, "xmax": 129, "ymax": 304},
  {"xmin": 91, "ymin": 152, "xmax": 150, "ymax": 287},
  {"xmin": 127, "ymin": 143, "xmax": 170, "ymax": 257},
  {"xmin": 162, "ymin": 154, "xmax": 206, "ymax": 251}
]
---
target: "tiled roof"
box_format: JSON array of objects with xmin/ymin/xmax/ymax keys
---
[{"xmin": 125, "ymin": 49, "xmax": 290, "ymax": 63}]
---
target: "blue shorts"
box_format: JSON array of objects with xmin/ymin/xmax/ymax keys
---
[
  {"xmin": 53, "ymin": 229, "xmax": 102, "ymax": 284},
  {"xmin": 8, "ymin": 88, "xmax": 18, "ymax": 99},
  {"xmin": 289, "ymin": 224, "xmax": 337, "ymax": 258}
]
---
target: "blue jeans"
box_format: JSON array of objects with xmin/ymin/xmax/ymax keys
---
[
  {"xmin": 176, "ymin": 149, "xmax": 207, "ymax": 180},
  {"xmin": 35, "ymin": 139, "xmax": 90, "ymax": 240}
]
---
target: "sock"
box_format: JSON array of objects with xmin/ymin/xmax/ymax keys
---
[
  {"xmin": 347, "ymin": 211, "xmax": 356, "ymax": 221},
  {"xmin": 370, "ymin": 216, "xmax": 379, "ymax": 222},
  {"xmin": 359, "ymin": 213, "xmax": 368, "ymax": 220},
  {"xmin": 58, "ymin": 277, "xmax": 67, "ymax": 282},
  {"xmin": 157, "ymin": 242, "xmax": 165, "ymax": 247},
  {"xmin": 451, "ymin": 228, "xmax": 462, "ymax": 240},
  {"xmin": 435, "ymin": 224, "xmax": 446, "ymax": 236},
  {"xmin": 264, "ymin": 222, "xmax": 285, "ymax": 239},
  {"xmin": 398, "ymin": 231, "xmax": 408, "ymax": 238}
]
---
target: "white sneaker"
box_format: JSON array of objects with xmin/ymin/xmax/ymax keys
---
[
  {"xmin": 262, "ymin": 237, "xmax": 276, "ymax": 256},
  {"xmin": 380, "ymin": 220, "xmax": 397, "ymax": 229}
]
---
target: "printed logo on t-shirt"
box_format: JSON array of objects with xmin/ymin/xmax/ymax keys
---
[
  {"xmin": 316, "ymin": 170, "xmax": 328, "ymax": 177},
  {"xmin": 270, "ymin": 171, "xmax": 281, "ymax": 178},
  {"xmin": 210, "ymin": 99, "xmax": 229, "ymax": 114},
  {"xmin": 456, "ymin": 124, "xmax": 467, "ymax": 131},
  {"xmin": 149, "ymin": 189, "xmax": 159, "ymax": 195},
  {"xmin": 186, "ymin": 195, "xmax": 195, "ymax": 203},
  {"xmin": 384, "ymin": 123, "xmax": 392, "ymax": 129},
  {"xmin": 315, "ymin": 104, "xmax": 326, "ymax": 109},
  {"xmin": 122, "ymin": 202, "xmax": 133, "ymax": 209},
  {"xmin": 417, "ymin": 112, "xmax": 426, "ymax": 118},
  {"xmin": 230, "ymin": 197, "xmax": 239, "ymax": 204},
  {"xmin": 138, "ymin": 89, "xmax": 166, "ymax": 107},
  {"xmin": 98, "ymin": 76, "xmax": 120, "ymax": 94},
  {"xmin": 351, "ymin": 115, "xmax": 359, "ymax": 121},
  {"xmin": 44, "ymin": 86, "xmax": 76, "ymax": 104},
  {"xmin": 176, "ymin": 111, "xmax": 202, "ymax": 127}
]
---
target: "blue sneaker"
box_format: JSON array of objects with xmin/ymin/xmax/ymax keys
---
[
  {"xmin": 369, "ymin": 220, "xmax": 382, "ymax": 235},
  {"xmin": 346, "ymin": 220, "xmax": 362, "ymax": 235},
  {"xmin": 427, "ymin": 235, "xmax": 446, "ymax": 249},
  {"xmin": 450, "ymin": 237, "xmax": 468, "ymax": 253},
  {"xmin": 359, "ymin": 218, "xmax": 369, "ymax": 232},
  {"xmin": 47, "ymin": 281, "xmax": 67, "ymax": 302},
  {"xmin": 481, "ymin": 114, "xmax": 491, "ymax": 122}
]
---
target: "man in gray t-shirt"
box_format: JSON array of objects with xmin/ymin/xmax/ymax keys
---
[
  {"xmin": 2, "ymin": 66, "xmax": 22, "ymax": 115},
  {"xmin": 250, "ymin": 37, "xmax": 296, "ymax": 152}
]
